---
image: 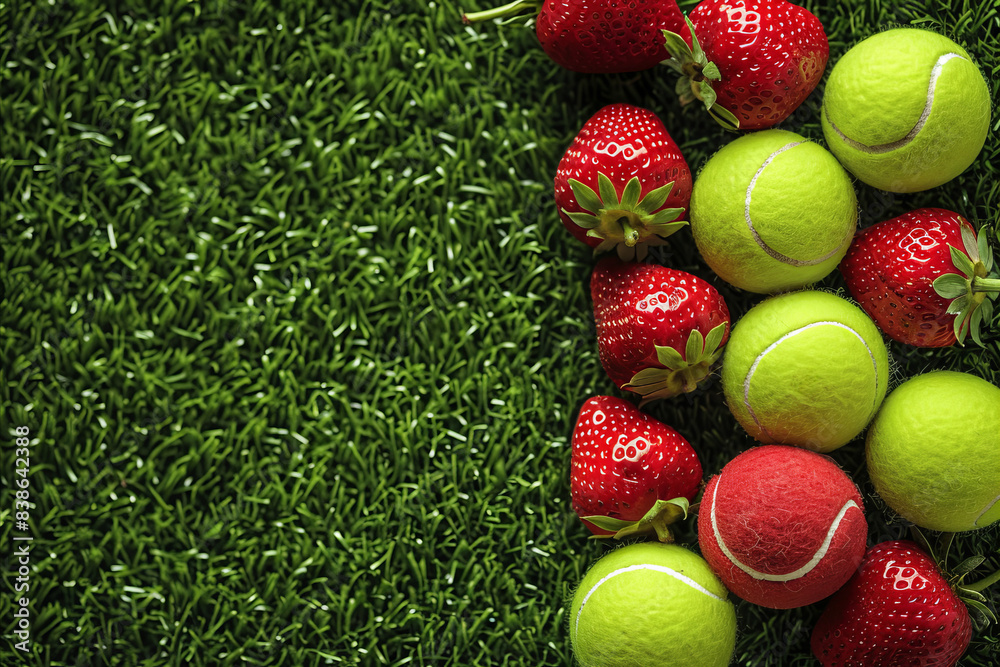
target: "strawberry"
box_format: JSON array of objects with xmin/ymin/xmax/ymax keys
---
[
  {"xmin": 555, "ymin": 104, "xmax": 691, "ymax": 261},
  {"xmin": 591, "ymin": 256, "xmax": 730, "ymax": 403},
  {"xmin": 570, "ymin": 395, "xmax": 702, "ymax": 540},
  {"xmin": 462, "ymin": 0, "xmax": 687, "ymax": 74},
  {"xmin": 811, "ymin": 540, "xmax": 981, "ymax": 667},
  {"xmin": 661, "ymin": 0, "xmax": 829, "ymax": 130},
  {"xmin": 839, "ymin": 208, "xmax": 1000, "ymax": 347}
]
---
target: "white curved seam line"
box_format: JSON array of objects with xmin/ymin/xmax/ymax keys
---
[
  {"xmin": 744, "ymin": 142, "xmax": 847, "ymax": 267},
  {"xmin": 742, "ymin": 321, "xmax": 880, "ymax": 438},
  {"xmin": 826, "ymin": 53, "xmax": 965, "ymax": 154},
  {"xmin": 575, "ymin": 564, "xmax": 722, "ymax": 635},
  {"xmin": 711, "ymin": 485, "xmax": 861, "ymax": 582},
  {"xmin": 974, "ymin": 492, "xmax": 1000, "ymax": 526}
]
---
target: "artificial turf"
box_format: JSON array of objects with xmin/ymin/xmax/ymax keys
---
[{"xmin": 1, "ymin": 0, "xmax": 998, "ymax": 664}]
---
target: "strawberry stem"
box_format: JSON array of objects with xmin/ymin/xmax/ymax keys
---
[
  {"xmin": 972, "ymin": 276, "xmax": 1000, "ymax": 293},
  {"xmin": 620, "ymin": 218, "xmax": 639, "ymax": 247},
  {"xmin": 964, "ymin": 567, "xmax": 1000, "ymax": 593},
  {"xmin": 462, "ymin": 0, "xmax": 541, "ymax": 24},
  {"xmin": 685, "ymin": 61, "xmax": 707, "ymax": 82},
  {"xmin": 676, "ymin": 364, "xmax": 707, "ymax": 392}
]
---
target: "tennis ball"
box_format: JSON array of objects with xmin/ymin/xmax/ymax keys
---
[
  {"xmin": 698, "ymin": 445, "xmax": 868, "ymax": 609},
  {"xmin": 569, "ymin": 542, "xmax": 736, "ymax": 667},
  {"xmin": 721, "ymin": 290, "xmax": 889, "ymax": 452},
  {"xmin": 822, "ymin": 28, "xmax": 991, "ymax": 193},
  {"xmin": 690, "ymin": 129, "xmax": 857, "ymax": 294},
  {"xmin": 867, "ymin": 370, "xmax": 1000, "ymax": 532}
]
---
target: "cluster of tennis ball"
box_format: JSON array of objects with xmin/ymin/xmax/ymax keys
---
[{"xmin": 570, "ymin": 28, "xmax": 997, "ymax": 667}]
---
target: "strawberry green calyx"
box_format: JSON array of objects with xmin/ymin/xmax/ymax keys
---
[
  {"xmin": 563, "ymin": 172, "xmax": 686, "ymax": 261},
  {"xmin": 583, "ymin": 498, "xmax": 690, "ymax": 543},
  {"xmin": 955, "ymin": 563, "xmax": 1000, "ymax": 628},
  {"xmin": 661, "ymin": 18, "xmax": 741, "ymax": 131},
  {"xmin": 912, "ymin": 528, "xmax": 999, "ymax": 628},
  {"xmin": 625, "ymin": 322, "xmax": 727, "ymax": 406},
  {"xmin": 461, "ymin": 0, "xmax": 542, "ymax": 25},
  {"xmin": 931, "ymin": 223, "xmax": 1000, "ymax": 346}
]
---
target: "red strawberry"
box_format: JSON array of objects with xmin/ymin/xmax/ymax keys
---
[
  {"xmin": 839, "ymin": 208, "xmax": 1000, "ymax": 347},
  {"xmin": 556, "ymin": 104, "xmax": 691, "ymax": 261},
  {"xmin": 571, "ymin": 395, "xmax": 702, "ymax": 540},
  {"xmin": 463, "ymin": 0, "xmax": 687, "ymax": 74},
  {"xmin": 661, "ymin": 0, "xmax": 829, "ymax": 130},
  {"xmin": 811, "ymin": 540, "xmax": 975, "ymax": 667},
  {"xmin": 592, "ymin": 256, "xmax": 730, "ymax": 403}
]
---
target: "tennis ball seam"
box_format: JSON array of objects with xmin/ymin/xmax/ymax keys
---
[
  {"xmin": 744, "ymin": 141, "xmax": 850, "ymax": 267},
  {"xmin": 824, "ymin": 52, "xmax": 965, "ymax": 154},
  {"xmin": 742, "ymin": 321, "xmax": 880, "ymax": 440},
  {"xmin": 975, "ymin": 493, "xmax": 1000, "ymax": 527},
  {"xmin": 709, "ymin": 486, "xmax": 862, "ymax": 582},
  {"xmin": 575, "ymin": 564, "xmax": 724, "ymax": 635}
]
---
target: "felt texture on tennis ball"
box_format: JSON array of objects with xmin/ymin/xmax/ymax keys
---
[
  {"xmin": 569, "ymin": 542, "xmax": 736, "ymax": 667},
  {"xmin": 822, "ymin": 28, "xmax": 990, "ymax": 193},
  {"xmin": 721, "ymin": 290, "xmax": 889, "ymax": 452},
  {"xmin": 698, "ymin": 445, "xmax": 867, "ymax": 609},
  {"xmin": 867, "ymin": 370, "xmax": 1000, "ymax": 532},
  {"xmin": 690, "ymin": 129, "xmax": 857, "ymax": 294}
]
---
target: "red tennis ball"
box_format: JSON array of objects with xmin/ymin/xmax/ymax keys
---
[{"xmin": 698, "ymin": 445, "xmax": 867, "ymax": 609}]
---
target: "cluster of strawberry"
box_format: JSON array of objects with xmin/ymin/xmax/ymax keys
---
[{"xmin": 466, "ymin": 1, "xmax": 998, "ymax": 664}]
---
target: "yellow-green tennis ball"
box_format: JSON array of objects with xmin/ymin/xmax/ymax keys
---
[
  {"xmin": 721, "ymin": 290, "xmax": 889, "ymax": 452},
  {"xmin": 867, "ymin": 370, "xmax": 1000, "ymax": 532},
  {"xmin": 569, "ymin": 542, "xmax": 736, "ymax": 667},
  {"xmin": 690, "ymin": 129, "xmax": 857, "ymax": 294},
  {"xmin": 821, "ymin": 28, "xmax": 991, "ymax": 193}
]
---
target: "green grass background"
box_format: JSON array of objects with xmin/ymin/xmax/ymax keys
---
[{"xmin": 1, "ymin": 0, "xmax": 998, "ymax": 664}]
